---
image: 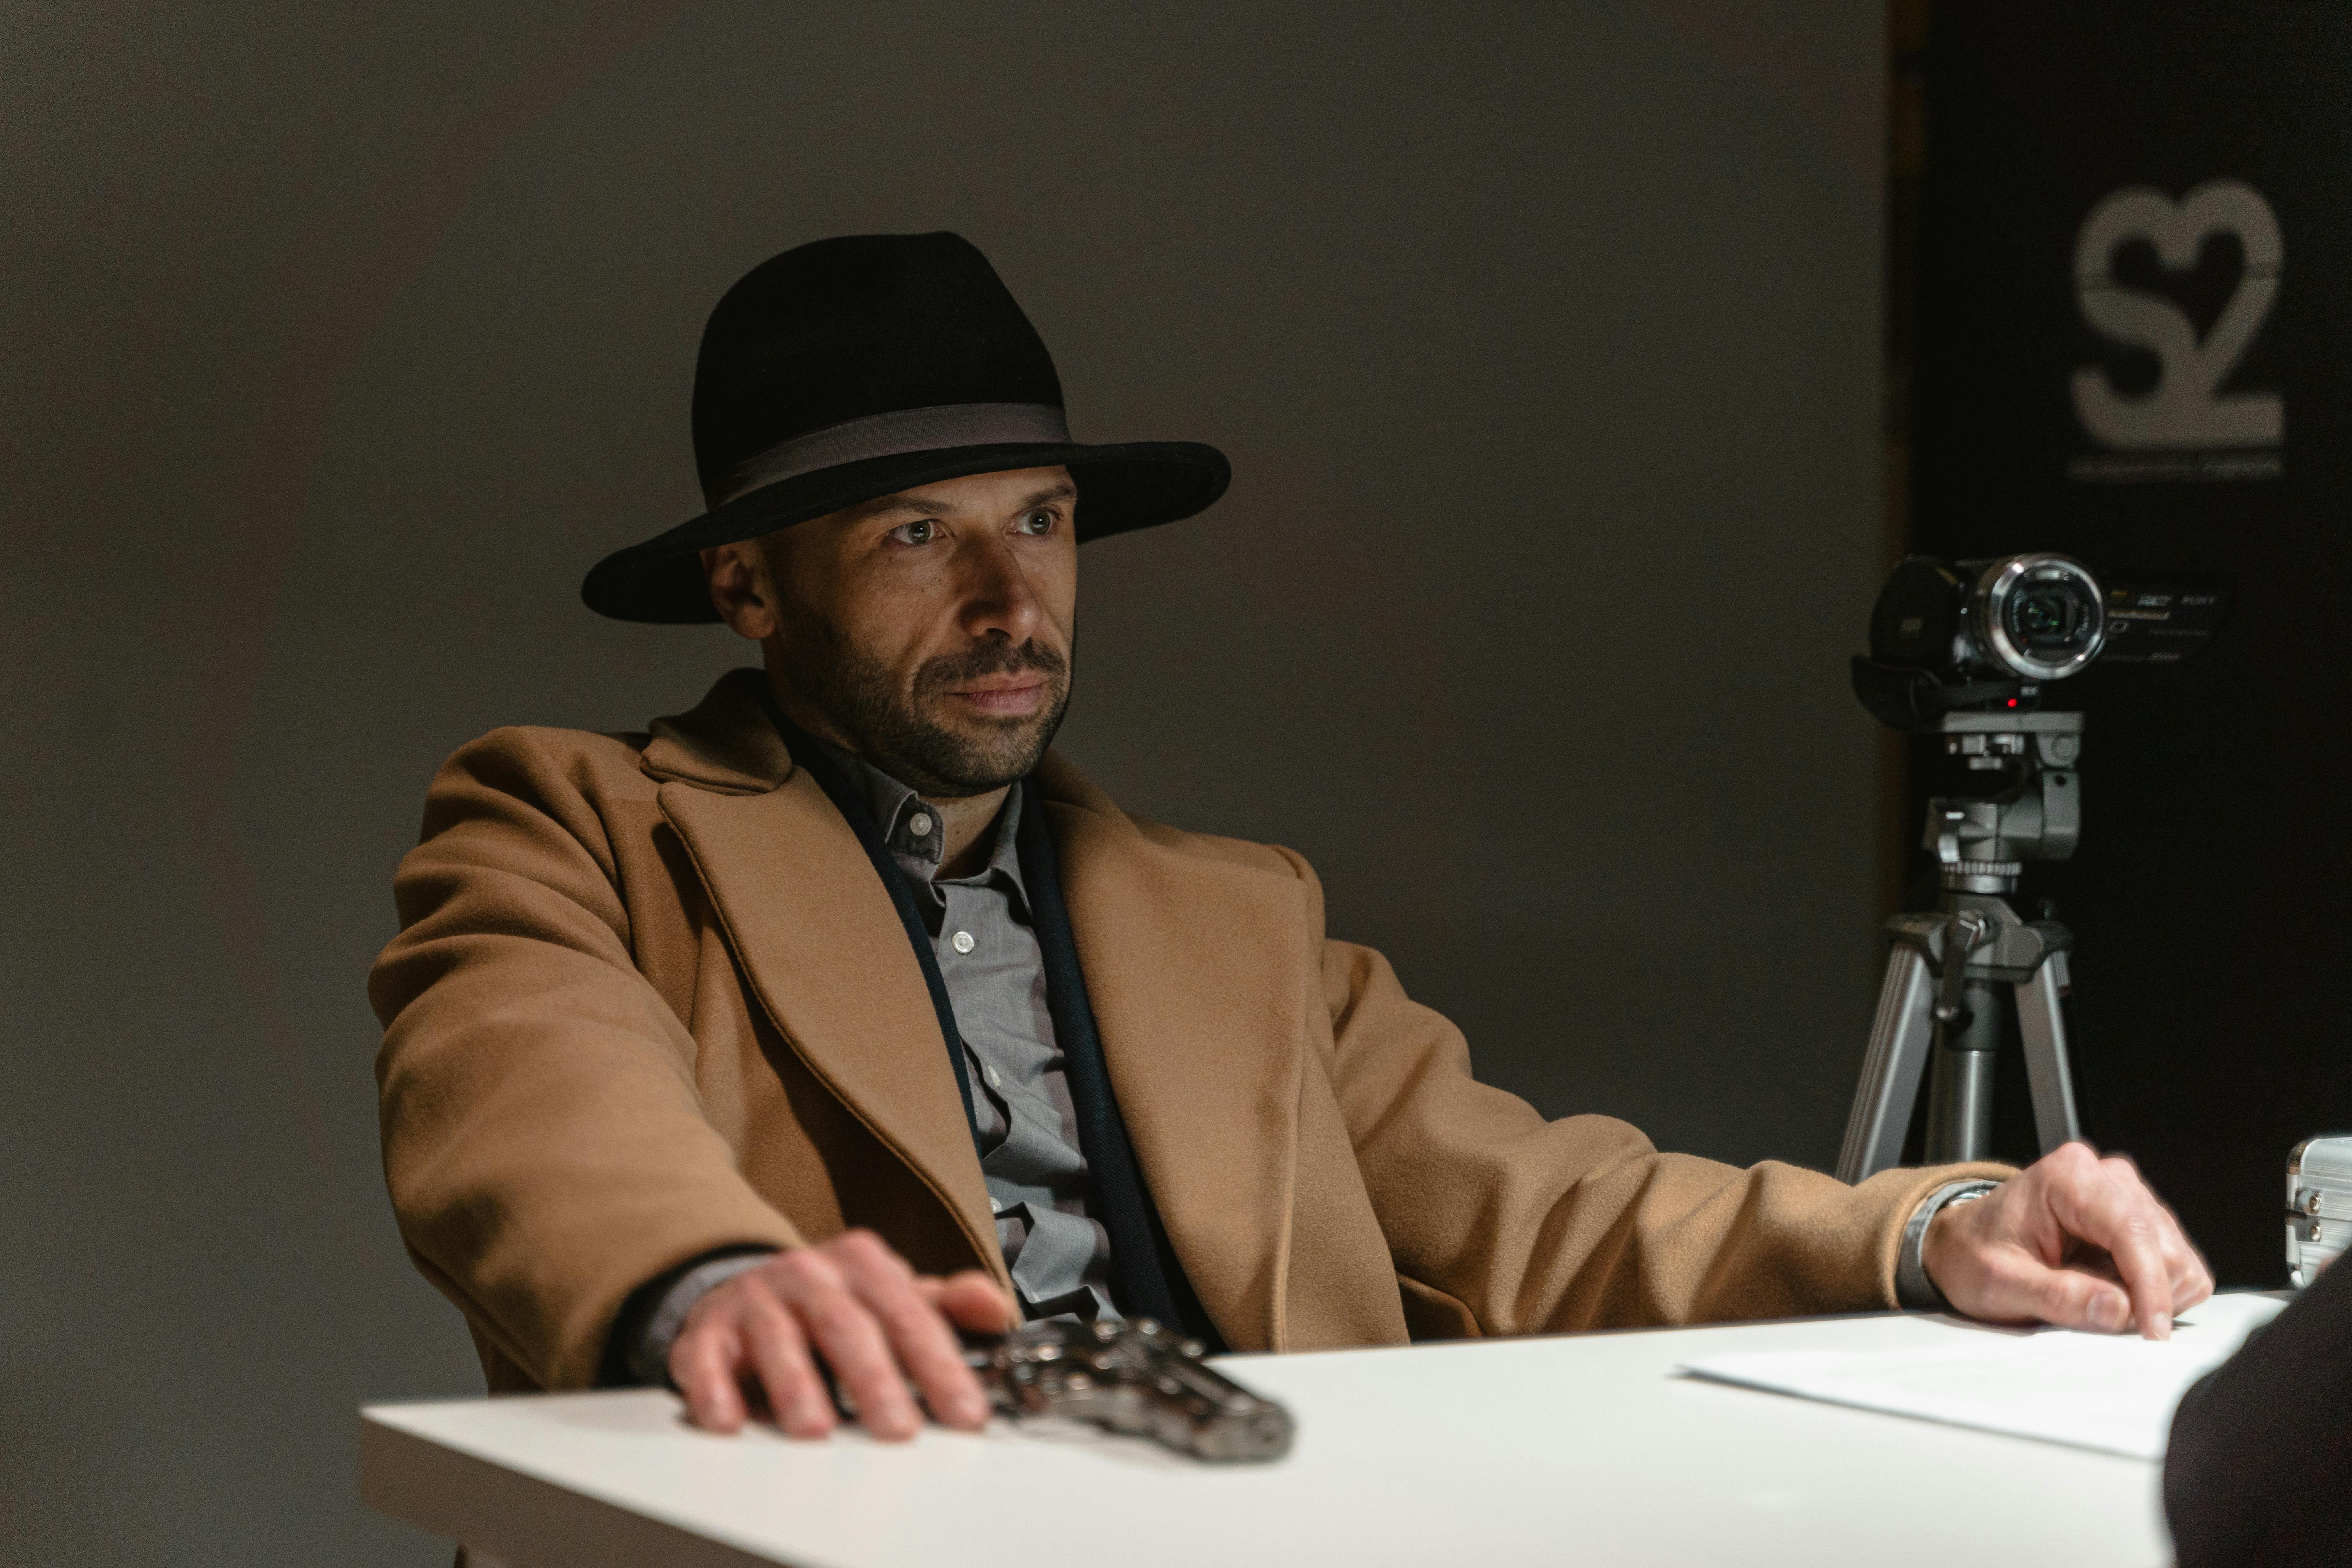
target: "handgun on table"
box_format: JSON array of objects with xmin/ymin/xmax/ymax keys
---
[{"xmin": 964, "ymin": 1317, "xmax": 1294, "ymax": 1463}]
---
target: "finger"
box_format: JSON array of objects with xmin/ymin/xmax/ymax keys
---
[
  {"xmin": 2049, "ymin": 1160, "xmax": 2176, "ymax": 1337},
  {"xmin": 2058, "ymin": 1249, "xmax": 2122, "ymax": 1284},
  {"xmin": 2173, "ymin": 1259, "xmax": 2216, "ymax": 1314},
  {"xmin": 2085, "ymin": 1181, "xmax": 2210, "ymax": 1323},
  {"xmin": 2110, "ymin": 1217, "xmax": 2176, "ymax": 1337},
  {"xmin": 2105, "ymin": 1183, "xmax": 2200, "ymax": 1310},
  {"xmin": 2182, "ymin": 1243, "xmax": 2217, "ymax": 1310},
  {"xmin": 782, "ymin": 1266, "xmax": 922, "ymax": 1440},
  {"xmin": 925, "ymin": 1270, "xmax": 1018, "ymax": 1333},
  {"xmin": 1988, "ymin": 1252, "xmax": 2133, "ymax": 1333},
  {"xmin": 741, "ymin": 1301, "xmax": 835, "ymax": 1439},
  {"xmin": 865, "ymin": 1284, "xmax": 991, "ymax": 1431},
  {"xmin": 2156, "ymin": 1208, "xmax": 2216, "ymax": 1313},
  {"xmin": 833, "ymin": 1239, "xmax": 990, "ymax": 1431},
  {"xmin": 671, "ymin": 1319, "xmax": 750, "ymax": 1434}
]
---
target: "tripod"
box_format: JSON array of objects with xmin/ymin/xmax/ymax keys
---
[{"xmin": 1835, "ymin": 710, "xmax": 2088, "ymax": 1184}]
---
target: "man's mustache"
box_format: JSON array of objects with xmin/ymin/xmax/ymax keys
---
[{"xmin": 916, "ymin": 640, "xmax": 1068, "ymax": 691}]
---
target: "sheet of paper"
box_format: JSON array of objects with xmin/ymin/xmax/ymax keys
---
[{"xmin": 1679, "ymin": 1292, "xmax": 2286, "ymax": 1459}]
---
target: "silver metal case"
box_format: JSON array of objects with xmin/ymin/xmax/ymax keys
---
[{"xmin": 2287, "ymin": 1134, "xmax": 2352, "ymax": 1287}]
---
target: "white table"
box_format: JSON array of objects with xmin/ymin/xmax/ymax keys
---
[{"xmin": 363, "ymin": 1303, "xmax": 2220, "ymax": 1568}]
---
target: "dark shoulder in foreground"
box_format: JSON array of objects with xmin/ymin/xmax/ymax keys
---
[{"xmin": 2165, "ymin": 1267, "xmax": 2352, "ymax": 1568}]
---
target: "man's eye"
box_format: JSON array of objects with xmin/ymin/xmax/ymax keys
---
[
  {"xmin": 1017, "ymin": 510, "xmax": 1057, "ymax": 536},
  {"xmin": 888, "ymin": 519, "xmax": 939, "ymax": 545}
]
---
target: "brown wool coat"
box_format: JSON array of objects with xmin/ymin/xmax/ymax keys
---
[{"xmin": 370, "ymin": 670, "xmax": 2006, "ymax": 1393}]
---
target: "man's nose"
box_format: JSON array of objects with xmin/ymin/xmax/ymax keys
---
[{"xmin": 956, "ymin": 537, "xmax": 1043, "ymax": 643}]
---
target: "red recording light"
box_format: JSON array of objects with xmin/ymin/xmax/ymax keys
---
[{"xmin": 2006, "ymin": 698, "xmax": 2019, "ymax": 708}]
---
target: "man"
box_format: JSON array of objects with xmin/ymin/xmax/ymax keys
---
[{"xmin": 371, "ymin": 232, "xmax": 2212, "ymax": 1442}]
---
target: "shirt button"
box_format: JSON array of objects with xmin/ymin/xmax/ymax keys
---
[
  {"xmin": 985, "ymin": 1064, "xmax": 1003, "ymax": 1089},
  {"xmin": 909, "ymin": 811, "xmax": 934, "ymax": 837},
  {"xmin": 951, "ymin": 929, "xmax": 976, "ymax": 954}
]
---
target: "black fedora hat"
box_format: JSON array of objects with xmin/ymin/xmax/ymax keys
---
[{"xmin": 581, "ymin": 231, "xmax": 1230, "ymax": 622}]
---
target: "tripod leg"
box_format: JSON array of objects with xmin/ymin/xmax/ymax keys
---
[
  {"xmin": 2014, "ymin": 953, "xmax": 2083, "ymax": 1154},
  {"xmin": 1837, "ymin": 945, "xmax": 1937, "ymax": 1184},
  {"xmin": 1925, "ymin": 982, "xmax": 2000, "ymax": 1163}
]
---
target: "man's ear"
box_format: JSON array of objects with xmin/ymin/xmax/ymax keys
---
[{"xmin": 702, "ymin": 541, "xmax": 780, "ymax": 640}]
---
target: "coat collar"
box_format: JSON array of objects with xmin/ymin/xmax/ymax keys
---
[
  {"xmin": 640, "ymin": 667, "xmax": 794, "ymax": 793},
  {"xmin": 642, "ymin": 669, "xmax": 1305, "ymax": 1350}
]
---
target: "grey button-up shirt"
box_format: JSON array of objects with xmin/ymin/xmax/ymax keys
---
[{"xmin": 828, "ymin": 747, "xmax": 1121, "ymax": 1325}]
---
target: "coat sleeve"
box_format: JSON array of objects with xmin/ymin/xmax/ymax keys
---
[
  {"xmin": 1281, "ymin": 852, "xmax": 2010, "ymax": 1335},
  {"xmin": 369, "ymin": 728, "xmax": 801, "ymax": 1390}
]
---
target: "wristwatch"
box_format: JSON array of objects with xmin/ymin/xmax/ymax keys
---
[{"xmin": 1895, "ymin": 1179, "xmax": 2002, "ymax": 1311}]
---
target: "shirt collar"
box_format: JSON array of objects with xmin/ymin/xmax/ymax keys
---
[{"xmin": 817, "ymin": 739, "xmax": 1027, "ymax": 891}]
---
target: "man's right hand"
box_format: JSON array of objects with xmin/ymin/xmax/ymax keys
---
[{"xmin": 668, "ymin": 1229, "xmax": 1015, "ymax": 1441}]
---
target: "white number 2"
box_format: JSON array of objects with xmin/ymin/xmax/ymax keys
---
[{"xmin": 2071, "ymin": 180, "xmax": 2283, "ymax": 450}]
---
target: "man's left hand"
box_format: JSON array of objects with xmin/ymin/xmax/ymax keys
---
[{"xmin": 1923, "ymin": 1141, "xmax": 2214, "ymax": 1338}]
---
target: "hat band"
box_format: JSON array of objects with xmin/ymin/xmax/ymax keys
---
[{"xmin": 718, "ymin": 402, "xmax": 1072, "ymax": 505}]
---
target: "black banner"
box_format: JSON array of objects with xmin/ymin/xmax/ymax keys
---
[{"xmin": 1908, "ymin": 2, "xmax": 2352, "ymax": 1284}]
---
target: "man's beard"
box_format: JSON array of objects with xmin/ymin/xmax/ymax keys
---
[{"xmin": 777, "ymin": 603, "xmax": 1072, "ymax": 798}]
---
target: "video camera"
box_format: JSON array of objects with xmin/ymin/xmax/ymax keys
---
[
  {"xmin": 1833, "ymin": 549, "xmax": 2231, "ymax": 1182},
  {"xmin": 1851, "ymin": 553, "xmax": 2227, "ymax": 730}
]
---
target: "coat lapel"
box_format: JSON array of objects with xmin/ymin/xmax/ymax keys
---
[
  {"xmin": 1037, "ymin": 759, "xmax": 1308, "ymax": 1351},
  {"xmin": 645, "ymin": 673, "xmax": 1001, "ymax": 1287},
  {"xmin": 641, "ymin": 672, "xmax": 1309, "ymax": 1343}
]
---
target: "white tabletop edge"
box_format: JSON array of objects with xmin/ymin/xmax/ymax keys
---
[{"xmin": 357, "ymin": 1300, "xmax": 2280, "ymax": 1568}]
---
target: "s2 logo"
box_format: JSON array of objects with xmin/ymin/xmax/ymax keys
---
[{"xmin": 2071, "ymin": 180, "xmax": 2283, "ymax": 450}]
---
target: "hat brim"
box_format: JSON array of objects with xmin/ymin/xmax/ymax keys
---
[{"xmin": 581, "ymin": 440, "xmax": 1230, "ymax": 623}]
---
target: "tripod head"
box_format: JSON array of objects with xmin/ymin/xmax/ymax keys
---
[
  {"xmin": 1840, "ymin": 708, "xmax": 2091, "ymax": 1179},
  {"xmin": 1924, "ymin": 710, "xmax": 2083, "ymax": 894}
]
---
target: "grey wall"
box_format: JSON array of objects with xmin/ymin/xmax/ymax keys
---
[{"xmin": 0, "ymin": 4, "xmax": 1886, "ymax": 1562}]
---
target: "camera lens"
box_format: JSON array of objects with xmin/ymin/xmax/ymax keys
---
[
  {"xmin": 2011, "ymin": 590, "xmax": 2074, "ymax": 646},
  {"xmin": 1974, "ymin": 554, "xmax": 2106, "ymax": 680}
]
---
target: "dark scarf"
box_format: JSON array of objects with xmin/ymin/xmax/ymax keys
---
[{"xmin": 755, "ymin": 689, "xmax": 1220, "ymax": 1347}]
